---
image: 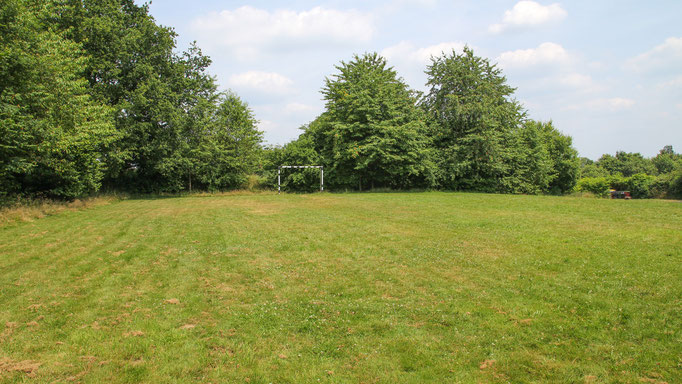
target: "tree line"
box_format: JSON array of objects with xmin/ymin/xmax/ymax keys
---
[
  {"xmin": 266, "ymin": 50, "xmax": 580, "ymax": 195},
  {"xmin": 576, "ymin": 146, "xmax": 682, "ymax": 198},
  {"xmin": 1, "ymin": 0, "xmax": 262, "ymax": 200},
  {"xmin": 2, "ymin": 1, "xmax": 678, "ymax": 200}
]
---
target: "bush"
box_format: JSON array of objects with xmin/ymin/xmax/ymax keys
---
[
  {"xmin": 577, "ymin": 174, "xmax": 658, "ymax": 199},
  {"xmin": 626, "ymin": 173, "xmax": 656, "ymax": 199},
  {"xmin": 650, "ymin": 174, "xmax": 673, "ymax": 198},
  {"xmin": 670, "ymin": 168, "xmax": 682, "ymax": 199},
  {"xmin": 576, "ymin": 177, "xmax": 611, "ymax": 197}
]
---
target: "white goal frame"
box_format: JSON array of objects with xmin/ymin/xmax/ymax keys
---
[{"xmin": 278, "ymin": 165, "xmax": 324, "ymax": 193}]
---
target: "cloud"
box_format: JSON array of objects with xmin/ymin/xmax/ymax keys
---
[
  {"xmin": 283, "ymin": 102, "xmax": 316, "ymax": 115},
  {"xmin": 658, "ymin": 76, "xmax": 682, "ymax": 89},
  {"xmin": 557, "ymin": 73, "xmax": 593, "ymax": 88},
  {"xmin": 382, "ymin": 41, "xmax": 466, "ymax": 65},
  {"xmin": 625, "ymin": 37, "xmax": 682, "ymax": 74},
  {"xmin": 489, "ymin": 1, "xmax": 567, "ymax": 34},
  {"xmin": 228, "ymin": 71, "xmax": 294, "ymax": 94},
  {"xmin": 190, "ymin": 6, "xmax": 374, "ymax": 60},
  {"xmin": 565, "ymin": 97, "xmax": 636, "ymax": 112},
  {"xmin": 497, "ymin": 42, "xmax": 571, "ymax": 69},
  {"xmin": 258, "ymin": 119, "xmax": 279, "ymax": 137}
]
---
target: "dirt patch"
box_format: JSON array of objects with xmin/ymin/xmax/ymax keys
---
[
  {"xmin": 0, "ymin": 357, "xmax": 41, "ymax": 377},
  {"xmin": 124, "ymin": 331, "xmax": 145, "ymax": 337},
  {"xmin": 1, "ymin": 323, "xmax": 18, "ymax": 341},
  {"xmin": 164, "ymin": 298, "xmax": 180, "ymax": 305},
  {"xmin": 479, "ymin": 359, "xmax": 495, "ymax": 370},
  {"xmin": 179, "ymin": 324, "xmax": 196, "ymax": 330}
]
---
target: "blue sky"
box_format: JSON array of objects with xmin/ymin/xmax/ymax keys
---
[{"xmin": 137, "ymin": 0, "xmax": 681, "ymax": 159}]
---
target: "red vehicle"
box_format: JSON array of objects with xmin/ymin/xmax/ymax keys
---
[{"xmin": 610, "ymin": 190, "xmax": 632, "ymax": 199}]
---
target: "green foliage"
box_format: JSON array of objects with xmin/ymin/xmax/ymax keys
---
[
  {"xmin": 670, "ymin": 167, "xmax": 682, "ymax": 198},
  {"xmin": 543, "ymin": 123, "xmax": 581, "ymax": 194},
  {"xmin": 1, "ymin": 0, "xmax": 262, "ymax": 197},
  {"xmin": 423, "ymin": 47, "xmax": 524, "ymax": 192},
  {"xmin": 308, "ymin": 53, "xmax": 436, "ymax": 190},
  {"xmin": 623, "ymin": 173, "xmax": 656, "ymax": 199},
  {"xmin": 577, "ymin": 174, "xmax": 659, "ymax": 199},
  {"xmin": 580, "ymin": 158, "xmax": 610, "ymax": 178},
  {"xmin": 261, "ymin": 132, "xmax": 323, "ymax": 192},
  {"xmin": 578, "ymin": 146, "xmax": 682, "ymax": 199},
  {"xmin": 196, "ymin": 93, "xmax": 263, "ymax": 191},
  {"xmin": 576, "ymin": 177, "xmax": 611, "ymax": 197},
  {"xmin": 508, "ymin": 120, "xmax": 580, "ymax": 194},
  {"xmin": 597, "ymin": 151, "xmax": 656, "ymax": 177},
  {"xmin": 652, "ymin": 145, "xmax": 682, "ymax": 175},
  {"xmin": 422, "ymin": 48, "xmax": 579, "ymax": 194},
  {"xmin": 0, "ymin": 0, "xmax": 117, "ymax": 199}
]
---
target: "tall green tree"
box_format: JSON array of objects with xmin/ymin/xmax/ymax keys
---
[
  {"xmin": 196, "ymin": 93, "xmax": 263, "ymax": 191},
  {"xmin": 507, "ymin": 120, "xmax": 555, "ymax": 194},
  {"xmin": 541, "ymin": 121, "xmax": 580, "ymax": 194},
  {"xmin": 50, "ymin": 0, "xmax": 201, "ymax": 191},
  {"xmin": 596, "ymin": 151, "xmax": 656, "ymax": 177},
  {"xmin": 0, "ymin": 0, "xmax": 117, "ymax": 198},
  {"xmin": 422, "ymin": 47, "xmax": 525, "ymax": 192},
  {"xmin": 308, "ymin": 53, "xmax": 435, "ymax": 190},
  {"xmin": 652, "ymin": 145, "xmax": 681, "ymax": 175}
]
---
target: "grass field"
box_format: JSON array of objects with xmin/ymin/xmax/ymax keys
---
[{"xmin": 0, "ymin": 192, "xmax": 680, "ymax": 383}]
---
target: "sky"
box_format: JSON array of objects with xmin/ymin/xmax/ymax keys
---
[{"xmin": 136, "ymin": 0, "xmax": 681, "ymax": 159}]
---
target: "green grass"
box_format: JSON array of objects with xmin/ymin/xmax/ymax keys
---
[{"xmin": 0, "ymin": 192, "xmax": 680, "ymax": 383}]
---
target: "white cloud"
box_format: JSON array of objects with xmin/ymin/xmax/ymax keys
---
[
  {"xmin": 497, "ymin": 42, "xmax": 571, "ymax": 69},
  {"xmin": 658, "ymin": 76, "xmax": 682, "ymax": 89},
  {"xmin": 382, "ymin": 41, "xmax": 466, "ymax": 65},
  {"xmin": 558, "ymin": 73, "xmax": 593, "ymax": 88},
  {"xmin": 283, "ymin": 102, "xmax": 316, "ymax": 115},
  {"xmin": 626, "ymin": 37, "xmax": 682, "ymax": 74},
  {"xmin": 191, "ymin": 6, "xmax": 374, "ymax": 60},
  {"xmin": 258, "ymin": 119, "xmax": 278, "ymax": 136},
  {"xmin": 489, "ymin": 1, "xmax": 567, "ymax": 34},
  {"xmin": 566, "ymin": 97, "xmax": 636, "ymax": 112},
  {"xmin": 228, "ymin": 71, "xmax": 294, "ymax": 94}
]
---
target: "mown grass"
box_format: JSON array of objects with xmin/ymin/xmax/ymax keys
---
[{"xmin": 0, "ymin": 192, "xmax": 680, "ymax": 383}]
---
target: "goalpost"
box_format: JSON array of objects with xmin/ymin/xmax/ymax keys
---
[{"xmin": 278, "ymin": 165, "xmax": 324, "ymax": 193}]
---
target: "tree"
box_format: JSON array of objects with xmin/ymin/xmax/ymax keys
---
[
  {"xmin": 596, "ymin": 151, "xmax": 656, "ymax": 177},
  {"xmin": 652, "ymin": 145, "xmax": 681, "ymax": 175},
  {"xmin": 309, "ymin": 53, "xmax": 435, "ymax": 190},
  {"xmin": 51, "ymin": 0, "xmax": 196, "ymax": 191},
  {"xmin": 422, "ymin": 47, "xmax": 525, "ymax": 192},
  {"xmin": 541, "ymin": 121, "xmax": 580, "ymax": 194},
  {"xmin": 506, "ymin": 121, "xmax": 554, "ymax": 194},
  {"xmin": 261, "ymin": 131, "xmax": 322, "ymax": 192},
  {"xmin": 197, "ymin": 93, "xmax": 263, "ymax": 190},
  {"xmin": 0, "ymin": 0, "xmax": 117, "ymax": 199}
]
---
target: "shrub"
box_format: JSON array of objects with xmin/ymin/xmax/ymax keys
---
[
  {"xmin": 670, "ymin": 168, "xmax": 682, "ymax": 199},
  {"xmin": 626, "ymin": 173, "xmax": 656, "ymax": 199},
  {"xmin": 576, "ymin": 177, "xmax": 611, "ymax": 197}
]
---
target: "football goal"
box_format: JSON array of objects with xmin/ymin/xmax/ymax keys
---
[{"xmin": 278, "ymin": 165, "xmax": 324, "ymax": 193}]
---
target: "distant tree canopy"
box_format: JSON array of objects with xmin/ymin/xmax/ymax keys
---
[{"xmin": 577, "ymin": 146, "xmax": 682, "ymax": 198}]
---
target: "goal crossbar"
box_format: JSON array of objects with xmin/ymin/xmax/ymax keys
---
[{"xmin": 278, "ymin": 165, "xmax": 324, "ymax": 193}]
